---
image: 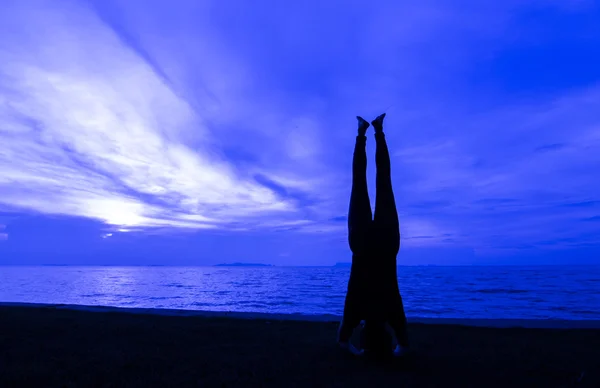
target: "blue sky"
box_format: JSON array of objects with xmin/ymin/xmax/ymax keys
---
[{"xmin": 1, "ymin": 0, "xmax": 599, "ymax": 265}]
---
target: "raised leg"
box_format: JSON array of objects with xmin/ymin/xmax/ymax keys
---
[
  {"xmin": 373, "ymin": 129, "xmax": 400, "ymax": 256},
  {"xmin": 348, "ymin": 119, "xmax": 373, "ymax": 256},
  {"xmin": 348, "ymin": 137, "xmax": 373, "ymax": 254},
  {"xmin": 371, "ymin": 113, "xmax": 410, "ymax": 351},
  {"xmin": 339, "ymin": 117, "xmax": 373, "ymax": 346}
]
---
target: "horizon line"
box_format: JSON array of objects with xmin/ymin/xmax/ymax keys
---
[{"xmin": 1, "ymin": 263, "xmax": 598, "ymax": 267}]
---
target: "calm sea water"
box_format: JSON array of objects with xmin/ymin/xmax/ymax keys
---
[{"xmin": 1, "ymin": 266, "xmax": 599, "ymax": 320}]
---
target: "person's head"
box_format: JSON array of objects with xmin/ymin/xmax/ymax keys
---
[{"xmin": 360, "ymin": 320, "xmax": 393, "ymax": 360}]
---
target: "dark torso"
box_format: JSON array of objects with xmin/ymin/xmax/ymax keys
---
[{"xmin": 348, "ymin": 252, "xmax": 399, "ymax": 358}]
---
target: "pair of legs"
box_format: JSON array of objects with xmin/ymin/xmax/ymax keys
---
[{"xmin": 338, "ymin": 114, "xmax": 409, "ymax": 357}]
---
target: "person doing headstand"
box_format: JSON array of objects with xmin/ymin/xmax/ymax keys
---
[{"xmin": 337, "ymin": 113, "xmax": 410, "ymax": 360}]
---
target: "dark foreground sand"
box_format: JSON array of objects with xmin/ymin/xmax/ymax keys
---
[{"xmin": 1, "ymin": 306, "xmax": 598, "ymax": 387}]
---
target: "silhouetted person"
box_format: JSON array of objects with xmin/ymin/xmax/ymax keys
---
[{"xmin": 337, "ymin": 113, "xmax": 410, "ymax": 360}]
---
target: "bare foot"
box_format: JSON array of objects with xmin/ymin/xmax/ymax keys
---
[
  {"xmin": 357, "ymin": 116, "xmax": 370, "ymax": 136},
  {"xmin": 371, "ymin": 113, "xmax": 386, "ymax": 133}
]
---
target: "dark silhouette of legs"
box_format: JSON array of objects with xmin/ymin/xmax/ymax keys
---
[
  {"xmin": 371, "ymin": 113, "xmax": 410, "ymax": 349},
  {"xmin": 339, "ymin": 114, "xmax": 410, "ymax": 357},
  {"xmin": 338, "ymin": 118, "xmax": 372, "ymax": 346},
  {"xmin": 348, "ymin": 133, "xmax": 372, "ymax": 256},
  {"xmin": 373, "ymin": 133, "xmax": 399, "ymax": 256}
]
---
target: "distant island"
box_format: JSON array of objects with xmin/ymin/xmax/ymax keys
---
[
  {"xmin": 214, "ymin": 263, "xmax": 274, "ymax": 267},
  {"xmin": 333, "ymin": 262, "xmax": 352, "ymax": 267}
]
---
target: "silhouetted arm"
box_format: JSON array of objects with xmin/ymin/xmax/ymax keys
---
[
  {"xmin": 337, "ymin": 320, "xmax": 364, "ymax": 356},
  {"xmin": 386, "ymin": 322, "xmax": 411, "ymax": 357},
  {"xmin": 385, "ymin": 322, "xmax": 397, "ymax": 346},
  {"xmin": 339, "ymin": 341, "xmax": 364, "ymax": 356}
]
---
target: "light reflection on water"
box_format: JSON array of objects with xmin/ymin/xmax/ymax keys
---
[{"xmin": 0, "ymin": 265, "xmax": 599, "ymax": 319}]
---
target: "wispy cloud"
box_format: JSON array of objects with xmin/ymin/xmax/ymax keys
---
[{"xmin": 0, "ymin": 0, "xmax": 308, "ymax": 231}]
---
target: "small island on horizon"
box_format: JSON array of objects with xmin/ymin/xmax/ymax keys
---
[{"xmin": 214, "ymin": 263, "xmax": 274, "ymax": 267}]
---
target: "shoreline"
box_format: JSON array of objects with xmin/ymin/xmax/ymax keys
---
[{"xmin": 2, "ymin": 301, "xmax": 599, "ymax": 329}]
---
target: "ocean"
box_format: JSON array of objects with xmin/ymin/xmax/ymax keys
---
[{"xmin": 0, "ymin": 265, "xmax": 598, "ymax": 320}]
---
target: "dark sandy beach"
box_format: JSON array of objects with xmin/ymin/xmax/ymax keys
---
[{"xmin": 0, "ymin": 305, "xmax": 598, "ymax": 387}]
